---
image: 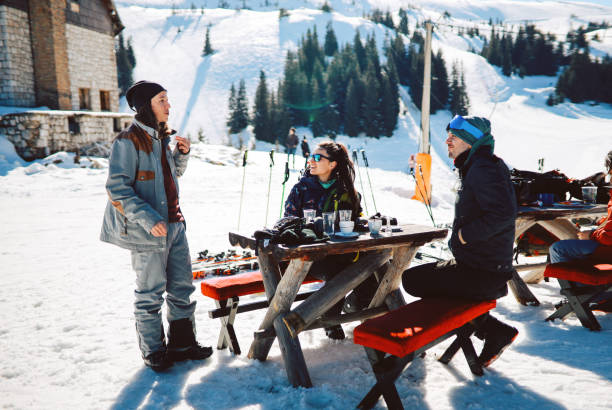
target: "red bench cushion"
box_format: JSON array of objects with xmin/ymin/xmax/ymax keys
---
[
  {"xmin": 354, "ymin": 298, "xmax": 496, "ymax": 358},
  {"xmin": 544, "ymin": 262, "xmax": 612, "ymax": 285},
  {"xmin": 201, "ymin": 271, "xmax": 322, "ymax": 300}
]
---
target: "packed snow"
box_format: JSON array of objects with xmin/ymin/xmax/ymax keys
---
[{"xmin": 2, "ymin": 0, "xmax": 612, "ymax": 409}]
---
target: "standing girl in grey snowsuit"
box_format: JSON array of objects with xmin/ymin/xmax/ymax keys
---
[{"xmin": 100, "ymin": 81, "xmax": 212, "ymax": 371}]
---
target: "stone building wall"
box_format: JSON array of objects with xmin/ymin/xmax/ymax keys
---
[
  {"xmin": 0, "ymin": 111, "xmax": 133, "ymax": 161},
  {"xmin": 0, "ymin": 5, "xmax": 36, "ymax": 107},
  {"xmin": 66, "ymin": 23, "xmax": 119, "ymax": 112}
]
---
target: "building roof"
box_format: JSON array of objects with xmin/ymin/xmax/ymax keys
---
[{"xmin": 103, "ymin": 0, "xmax": 124, "ymax": 35}]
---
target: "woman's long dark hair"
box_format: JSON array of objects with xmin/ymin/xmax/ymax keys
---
[{"xmin": 317, "ymin": 141, "xmax": 360, "ymax": 217}]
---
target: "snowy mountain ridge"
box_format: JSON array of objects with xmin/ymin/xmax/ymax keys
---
[{"xmin": 115, "ymin": 0, "xmax": 612, "ymax": 177}]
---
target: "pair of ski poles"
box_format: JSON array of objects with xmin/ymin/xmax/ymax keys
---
[
  {"xmin": 237, "ymin": 149, "xmax": 291, "ymax": 230},
  {"xmin": 409, "ymin": 156, "xmax": 436, "ymax": 227},
  {"xmin": 352, "ymin": 149, "xmax": 378, "ymax": 216}
]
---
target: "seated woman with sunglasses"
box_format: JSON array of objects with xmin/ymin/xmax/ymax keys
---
[{"xmin": 283, "ymin": 141, "xmax": 375, "ymax": 340}]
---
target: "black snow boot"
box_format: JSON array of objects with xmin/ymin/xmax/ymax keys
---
[
  {"xmin": 323, "ymin": 299, "xmax": 345, "ymax": 340},
  {"xmin": 474, "ymin": 314, "xmax": 518, "ymax": 368},
  {"xmin": 144, "ymin": 349, "xmax": 173, "ymax": 372},
  {"xmin": 167, "ymin": 318, "xmax": 213, "ymax": 362}
]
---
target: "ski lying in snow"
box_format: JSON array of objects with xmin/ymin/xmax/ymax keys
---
[
  {"xmin": 192, "ymin": 249, "xmax": 256, "ymax": 269},
  {"xmin": 193, "ymin": 260, "xmax": 259, "ymax": 280}
]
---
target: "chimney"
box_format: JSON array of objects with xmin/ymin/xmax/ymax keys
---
[{"xmin": 28, "ymin": 0, "xmax": 72, "ymax": 110}]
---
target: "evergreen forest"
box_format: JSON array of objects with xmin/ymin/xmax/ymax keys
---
[{"xmin": 227, "ymin": 15, "xmax": 470, "ymax": 144}]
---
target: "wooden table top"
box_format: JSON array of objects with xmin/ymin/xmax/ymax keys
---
[
  {"xmin": 228, "ymin": 224, "xmax": 448, "ymax": 260},
  {"xmin": 518, "ymin": 202, "xmax": 607, "ymax": 220}
]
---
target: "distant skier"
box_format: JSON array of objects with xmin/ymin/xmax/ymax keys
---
[
  {"xmin": 286, "ymin": 127, "xmax": 299, "ymax": 167},
  {"xmin": 100, "ymin": 80, "xmax": 212, "ymax": 372},
  {"xmin": 300, "ymin": 136, "xmax": 311, "ymax": 159}
]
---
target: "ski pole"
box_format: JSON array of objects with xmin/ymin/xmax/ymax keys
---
[
  {"xmin": 361, "ymin": 149, "xmax": 378, "ymax": 214},
  {"xmin": 352, "ymin": 150, "xmax": 369, "ymax": 215},
  {"xmin": 264, "ymin": 149, "xmax": 275, "ymax": 227},
  {"xmin": 416, "ymin": 164, "xmax": 436, "ymax": 226},
  {"xmin": 280, "ymin": 160, "xmax": 290, "ymax": 218},
  {"xmin": 237, "ymin": 149, "xmax": 248, "ymax": 231}
]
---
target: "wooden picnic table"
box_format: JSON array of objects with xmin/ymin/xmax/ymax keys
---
[
  {"xmin": 509, "ymin": 202, "xmax": 608, "ymax": 306},
  {"xmin": 228, "ymin": 224, "xmax": 448, "ymax": 388}
]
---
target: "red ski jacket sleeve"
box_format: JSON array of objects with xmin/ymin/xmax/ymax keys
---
[{"xmin": 591, "ymin": 189, "xmax": 612, "ymax": 246}]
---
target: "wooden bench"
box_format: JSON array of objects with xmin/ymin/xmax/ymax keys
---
[
  {"xmin": 201, "ymin": 271, "xmax": 322, "ymax": 355},
  {"xmin": 353, "ymin": 298, "xmax": 496, "ymax": 410},
  {"xmin": 543, "ymin": 246, "xmax": 612, "ymax": 331}
]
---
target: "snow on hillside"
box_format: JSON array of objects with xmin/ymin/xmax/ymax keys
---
[{"xmin": 116, "ymin": 0, "xmax": 612, "ymax": 178}]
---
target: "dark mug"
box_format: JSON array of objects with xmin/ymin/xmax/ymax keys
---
[{"xmin": 537, "ymin": 193, "xmax": 554, "ymax": 207}]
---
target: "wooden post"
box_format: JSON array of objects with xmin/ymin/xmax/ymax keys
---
[
  {"xmin": 369, "ymin": 246, "xmax": 417, "ymax": 308},
  {"xmin": 273, "ymin": 315, "xmax": 312, "ymax": 387},
  {"xmin": 537, "ymin": 219, "xmax": 579, "ymax": 240},
  {"xmin": 248, "ymin": 257, "xmax": 313, "ymax": 360},
  {"xmin": 420, "ymin": 21, "xmax": 432, "ymax": 155},
  {"xmin": 283, "ymin": 250, "xmax": 392, "ymax": 337}
]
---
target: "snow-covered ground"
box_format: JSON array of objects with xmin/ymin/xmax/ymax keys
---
[
  {"xmin": 1, "ymin": 139, "xmax": 612, "ymax": 409},
  {"xmin": 2, "ymin": 0, "xmax": 612, "ymax": 408}
]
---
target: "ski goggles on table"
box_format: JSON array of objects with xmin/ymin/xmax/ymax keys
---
[
  {"xmin": 311, "ymin": 153, "xmax": 332, "ymax": 162},
  {"xmin": 446, "ymin": 115, "xmax": 484, "ymax": 139}
]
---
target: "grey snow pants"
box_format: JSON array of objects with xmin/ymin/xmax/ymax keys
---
[{"xmin": 130, "ymin": 222, "xmax": 196, "ymax": 357}]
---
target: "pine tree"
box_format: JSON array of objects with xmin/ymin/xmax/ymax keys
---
[
  {"xmin": 501, "ymin": 34, "xmax": 512, "ymax": 76},
  {"xmin": 203, "ymin": 27, "xmax": 214, "ymax": 56},
  {"xmin": 431, "ymin": 50, "xmax": 449, "ymax": 113},
  {"xmin": 353, "ymin": 31, "xmax": 367, "ymax": 72},
  {"xmin": 226, "ymin": 83, "xmax": 237, "ymax": 131},
  {"xmin": 234, "ymin": 80, "xmax": 249, "ymax": 131},
  {"xmin": 115, "ymin": 33, "xmax": 134, "ymax": 96},
  {"xmin": 324, "ymin": 22, "xmax": 338, "ymax": 57},
  {"xmin": 344, "ymin": 78, "xmax": 360, "ymax": 137},
  {"xmin": 398, "ymin": 8, "xmax": 409, "ymax": 35},
  {"xmin": 449, "ymin": 62, "xmax": 470, "ymax": 116},
  {"xmin": 252, "ymin": 71, "xmax": 271, "ymax": 141},
  {"xmin": 362, "ymin": 66, "xmax": 380, "ymax": 137},
  {"xmin": 126, "ymin": 37, "xmax": 136, "ymax": 69},
  {"xmin": 380, "ymin": 72, "xmax": 397, "ymax": 136},
  {"xmin": 227, "ymin": 81, "xmax": 249, "ymax": 133}
]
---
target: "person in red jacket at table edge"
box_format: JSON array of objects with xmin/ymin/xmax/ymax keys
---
[{"xmin": 548, "ymin": 150, "xmax": 612, "ymax": 311}]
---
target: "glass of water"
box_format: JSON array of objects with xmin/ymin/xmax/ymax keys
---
[
  {"xmin": 322, "ymin": 212, "xmax": 335, "ymax": 234},
  {"xmin": 303, "ymin": 209, "xmax": 316, "ymax": 223},
  {"xmin": 338, "ymin": 209, "xmax": 352, "ymax": 222}
]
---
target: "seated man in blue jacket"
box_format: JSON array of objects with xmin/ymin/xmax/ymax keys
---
[{"xmin": 402, "ymin": 115, "xmax": 518, "ymax": 368}]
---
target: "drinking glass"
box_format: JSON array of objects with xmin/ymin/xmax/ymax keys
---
[
  {"xmin": 581, "ymin": 186, "xmax": 597, "ymax": 204},
  {"xmin": 338, "ymin": 209, "xmax": 352, "ymax": 222},
  {"xmin": 322, "ymin": 212, "xmax": 335, "ymax": 234},
  {"xmin": 303, "ymin": 209, "xmax": 316, "ymax": 223}
]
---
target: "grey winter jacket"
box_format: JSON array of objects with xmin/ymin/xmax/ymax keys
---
[{"xmin": 100, "ymin": 123, "xmax": 189, "ymax": 251}]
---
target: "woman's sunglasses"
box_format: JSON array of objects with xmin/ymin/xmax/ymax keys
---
[{"xmin": 311, "ymin": 153, "xmax": 332, "ymax": 162}]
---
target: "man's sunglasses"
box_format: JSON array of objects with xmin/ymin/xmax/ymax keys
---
[
  {"xmin": 311, "ymin": 153, "xmax": 332, "ymax": 162},
  {"xmin": 446, "ymin": 115, "xmax": 484, "ymax": 139}
]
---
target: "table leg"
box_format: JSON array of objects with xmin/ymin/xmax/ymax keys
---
[
  {"xmin": 369, "ymin": 245, "xmax": 417, "ymax": 309},
  {"xmin": 538, "ymin": 219, "xmax": 579, "ymax": 241},
  {"xmin": 282, "ymin": 249, "xmax": 392, "ymax": 337},
  {"xmin": 273, "ymin": 314, "xmax": 312, "ymax": 387},
  {"xmin": 510, "ymin": 217, "xmax": 540, "ymax": 304},
  {"xmin": 508, "ymin": 270, "xmax": 540, "ymax": 306},
  {"xmin": 248, "ymin": 256, "xmax": 313, "ymax": 361}
]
